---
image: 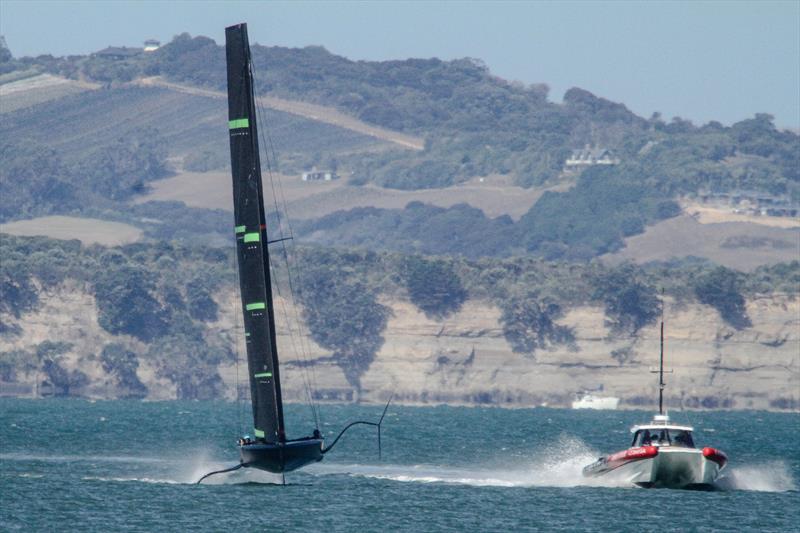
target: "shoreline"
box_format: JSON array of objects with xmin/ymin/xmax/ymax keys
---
[{"xmin": 1, "ymin": 392, "xmax": 797, "ymax": 414}]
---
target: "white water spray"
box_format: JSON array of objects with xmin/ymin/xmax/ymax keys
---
[
  {"xmin": 715, "ymin": 461, "xmax": 797, "ymax": 492},
  {"xmin": 310, "ymin": 435, "xmax": 630, "ymax": 489}
]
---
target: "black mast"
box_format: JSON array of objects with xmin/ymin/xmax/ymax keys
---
[{"xmin": 226, "ymin": 23, "xmax": 285, "ymax": 443}]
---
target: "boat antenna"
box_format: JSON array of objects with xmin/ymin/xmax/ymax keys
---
[
  {"xmin": 658, "ymin": 288, "xmax": 666, "ymax": 415},
  {"xmin": 659, "ymin": 311, "xmax": 664, "ymax": 413},
  {"xmin": 650, "ymin": 289, "xmax": 673, "ymax": 416}
]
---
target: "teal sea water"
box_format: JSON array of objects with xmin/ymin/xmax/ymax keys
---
[{"xmin": 1, "ymin": 399, "xmax": 798, "ymax": 531}]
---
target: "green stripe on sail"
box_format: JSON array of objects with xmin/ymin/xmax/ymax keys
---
[
  {"xmin": 243, "ymin": 232, "xmax": 260, "ymax": 243},
  {"xmin": 246, "ymin": 302, "xmax": 266, "ymax": 311},
  {"xmin": 228, "ymin": 118, "xmax": 249, "ymax": 129},
  {"xmin": 254, "ymin": 372, "xmax": 272, "ymax": 378},
  {"xmin": 254, "ymin": 428, "xmax": 265, "ymax": 438},
  {"xmin": 235, "ymin": 225, "xmax": 246, "ymax": 234}
]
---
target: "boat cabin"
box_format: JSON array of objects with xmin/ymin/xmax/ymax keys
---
[{"xmin": 630, "ymin": 415, "xmax": 695, "ymax": 448}]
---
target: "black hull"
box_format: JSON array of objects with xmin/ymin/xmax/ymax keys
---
[{"xmin": 240, "ymin": 438, "xmax": 324, "ymax": 473}]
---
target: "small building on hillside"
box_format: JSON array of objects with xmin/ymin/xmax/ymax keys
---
[
  {"xmin": 697, "ymin": 189, "xmax": 799, "ymax": 218},
  {"xmin": 143, "ymin": 39, "xmax": 161, "ymax": 52},
  {"xmin": 301, "ymin": 169, "xmax": 339, "ymax": 182},
  {"xmin": 564, "ymin": 145, "xmax": 620, "ymax": 168},
  {"xmin": 93, "ymin": 46, "xmax": 143, "ymax": 60}
]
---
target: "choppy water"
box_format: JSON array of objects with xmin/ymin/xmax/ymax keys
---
[{"xmin": 1, "ymin": 399, "xmax": 798, "ymax": 531}]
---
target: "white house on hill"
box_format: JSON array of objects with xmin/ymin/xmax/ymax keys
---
[
  {"xmin": 301, "ymin": 170, "xmax": 339, "ymax": 182},
  {"xmin": 565, "ymin": 145, "xmax": 620, "ymax": 168}
]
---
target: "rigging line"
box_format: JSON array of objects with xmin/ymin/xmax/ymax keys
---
[
  {"xmin": 250, "ymin": 67, "xmax": 322, "ymax": 430},
  {"xmin": 233, "ymin": 252, "xmax": 244, "ymax": 436},
  {"xmin": 252, "ymin": 81, "xmax": 324, "ymax": 428},
  {"xmin": 231, "ymin": 158, "xmax": 246, "ymax": 436},
  {"xmin": 280, "ymin": 247, "xmax": 324, "ymax": 428},
  {"xmin": 267, "ymin": 259, "xmax": 317, "ymax": 417},
  {"xmin": 279, "ymin": 247, "xmax": 322, "ymax": 429},
  {"xmin": 251, "ymin": 59, "xmax": 320, "ymax": 428},
  {"xmin": 252, "ymin": 142, "xmax": 323, "ymax": 429}
]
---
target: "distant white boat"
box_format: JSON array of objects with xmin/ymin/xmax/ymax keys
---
[{"xmin": 571, "ymin": 394, "xmax": 620, "ymax": 410}]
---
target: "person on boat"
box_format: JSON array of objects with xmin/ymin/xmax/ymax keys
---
[
  {"xmin": 651, "ymin": 429, "xmax": 669, "ymax": 446},
  {"xmin": 313, "ymin": 429, "xmax": 321, "ymax": 439},
  {"xmin": 672, "ymin": 430, "xmax": 694, "ymax": 448}
]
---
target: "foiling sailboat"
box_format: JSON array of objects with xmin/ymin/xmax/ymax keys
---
[
  {"xmin": 581, "ymin": 306, "xmax": 728, "ymax": 489},
  {"xmin": 197, "ymin": 23, "xmax": 390, "ymax": 484}
]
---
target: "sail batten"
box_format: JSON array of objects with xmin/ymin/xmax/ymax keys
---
[{"xmin": 226, "ymin": 23, "xmax": 285, "ymax": 443}]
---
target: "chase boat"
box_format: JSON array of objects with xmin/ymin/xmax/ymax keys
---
[
  {"xmin": 582, "ymin": 413, "xmax": 728, "ymax": 488},
  {"xmin": 582, "ymin": 306, "xmax": 728, "ymax": 489}
]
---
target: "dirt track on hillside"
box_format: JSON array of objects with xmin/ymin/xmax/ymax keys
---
[{"xmin": 138, "ymin": 77, "xmax": 424, "ymax": 150}]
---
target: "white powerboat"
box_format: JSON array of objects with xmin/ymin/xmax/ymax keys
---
[
  {"xmin": 582, "ymin": 306, "xmax": 728, "ymax": 489},
  {"xmin": 572, "ymin": 394, "xmax": 620, "ymax": 410},
  {"xmin": 582, "ymin": 413, "xmax": 727, "ymax": 488}
]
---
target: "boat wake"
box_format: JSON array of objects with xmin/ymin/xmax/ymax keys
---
[
  {"xmin": 7, "ymin": 443, "xmax": 795, "ymax": 492},
  {"xmin": 714, "ymin": 461, "xmax": 797, "ymax": 492},
  {"xmin": 311, "ymin": 435, "xmax": 631, "ymax": 489},
  {"xmin": 310, "ymin": 435, "xmax": 797, "ymax": 493},
  {"xmin": 0, "ymin": 453, "xmax": 168, "ymax": 464}
]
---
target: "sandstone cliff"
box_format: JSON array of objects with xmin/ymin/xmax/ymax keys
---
[{"xmin": 1, "ymin": 284, "xmax": 797, "ymax": 410}]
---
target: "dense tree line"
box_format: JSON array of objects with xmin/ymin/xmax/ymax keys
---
[{"xmin": 0, "ymin": 128, "xmax": 169, "ymax": 223}]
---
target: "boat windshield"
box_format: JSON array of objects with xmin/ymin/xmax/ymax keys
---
[{"xmin": 631, "ymin": 429, "xmax": 695, "ymax": 448}]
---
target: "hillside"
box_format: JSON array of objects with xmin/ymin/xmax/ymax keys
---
[
  {"xmin": 1, "ymin": 36, "xmax": 798, "ymax": 409},
  {"xmin": 1, "ymin": 34, "xmax": 798, "ymax": 264}
]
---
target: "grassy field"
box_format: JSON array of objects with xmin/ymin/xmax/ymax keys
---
[
  {"xmin": 134, "ymin": 170, "xmax": 565, "ymax": 221},
  {"xmin": 0, "ymin": 82, "xmax": 390, "ymax": 165},
  {"xmin": 0, "ymin": 216, "xmax": 143, "ymax": 246},
  {"xmin": 605, "ymin": 214, "xmax": 800, "ymax": 271},
  {"xmin": 0, "ymin": 74, "xmax": 99, "ymax": 114}
]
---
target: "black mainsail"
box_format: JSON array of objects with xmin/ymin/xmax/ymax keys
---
[
  {"xmin": 197, "ymin": 23, "xmax": 390, "ymax": 484},
  {"xmin": 226, "ymin": 22, "xmax": 285, "ymax": 445}
]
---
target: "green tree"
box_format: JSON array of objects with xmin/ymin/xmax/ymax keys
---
[
  {"xmin": 36, "ymin": 341, "xmax": 87, "ymax": 396},
  {"xmin": 186, "ymin": 279, "xmax": 218, "ymax": 322},
  {"xmin": 100, "ymin": 343, "xmax": 147, "ymax": 398},
  {"xmin": 94, "ymin": 258, "xmax": 169, "ymax": 342},
  {"xmin": 404, "ymin": 256, "xmax": 468, "ymax": 319},
  {"xmin": 0, "ymin": 265, "xmax": 38, "ymax": 334},
  {"xmin": 693, "ymin": 266, "xmax": 751, "ymax": 329},
  {"xmin": 146, "ymin": 335, "xmax": 225, "ymax": 400},
  {"xmin": 499, "ymin": 292, "xmax": 574, "ymax": 355},
  {"xmin": 593, "ymin": 264, "xmax": 661, "ymax": 335},
  {"xmin": 79, "ymin": 128, "xmax": 169, "ymax": 200},
  {"xmin": 300, "ymin": 267, "xmax": 390, "ymax": 390}
]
